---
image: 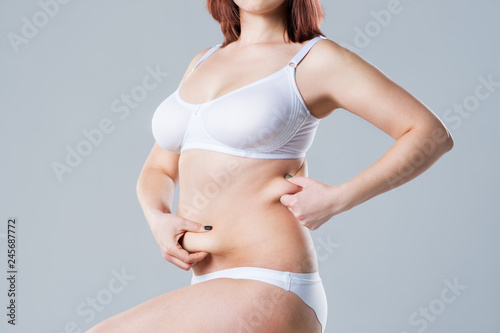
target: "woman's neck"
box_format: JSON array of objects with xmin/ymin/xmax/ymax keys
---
[{"xmin": 237, "ymin": 4, "xmax": 288, "ymax": 45}]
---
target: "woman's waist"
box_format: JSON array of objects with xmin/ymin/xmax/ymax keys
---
[
  {"xmin": 177, "ymin": 199, "xmax": 309, "ymax": 248},
  {"xmin": 177, "ymin": 202, "xmax": 318, "ymax": 275},
  {"xmin": 177, "ymin": 166, "xmax": 303, "ymax": 219}
]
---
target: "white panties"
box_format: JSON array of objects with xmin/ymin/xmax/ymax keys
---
[{"xmin": 191, "ymin": 266, "xmax": 327, "ymax": 332}]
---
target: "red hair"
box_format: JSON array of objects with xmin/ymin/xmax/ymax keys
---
[{"xmin": 206, "ymin": 0, "xmax": 325, "ymax": 47}]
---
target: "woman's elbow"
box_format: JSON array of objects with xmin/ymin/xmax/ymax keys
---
[
  {"xmin": 412, "ymin": 117, "xmax": 454, "ymax": 156},
  {"xmin": 438, "ymin": 124, "xmax": 454, "ymax": 153},
  {"xmin": 443, "ymin": 131, "xmax": 454, "ymax": 152},
  {"xmin": 428, "ymin": 121, "xmax": 455, "ymax": 154}
]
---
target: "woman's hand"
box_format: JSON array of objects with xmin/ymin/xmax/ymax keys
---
[
  {"xmin": 147, "ymin": 210, "xmax": 212, "ymax": 270},
  {"xmin": 280, "ymin": 175, "xmax": 349, "ymax": 230}
]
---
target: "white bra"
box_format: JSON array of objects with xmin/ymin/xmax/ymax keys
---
[{"xmin": 152, "ymin": 36, "xmax": 326, "ymax": 159}]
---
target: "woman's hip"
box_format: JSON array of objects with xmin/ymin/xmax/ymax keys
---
[{"xmin": 191, "ymin": 266, "xmax": 328, "ymax": 333}]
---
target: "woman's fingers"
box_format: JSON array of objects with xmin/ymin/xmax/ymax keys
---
[
  {"xmin": 181, "ymin": 218, "xmax": 212, "ymax": 233},
  {"xmin": 280, "ymin": 193, "xmax": 296, "ymax": 208},
  {"xmin": 164, "ymin": 243, "xmax": 209, "ymax": 270},
  {"xmin": 165, "ymin": 255, "xmax": 191, "ymax": 271},
  {"xmin": 280, "ymin": 176, "xmax": 341, "ymax": 230},
  {"xmin": 149, "ymin": 213, "xmax": 213, "ymax": 270},
  {"xmin": 167, "ymin": 218, "xmax": 211, "ymax": 269},
  {"xmin": 172, "ymin": 243, "xmax": 208, "ymax": 263}
]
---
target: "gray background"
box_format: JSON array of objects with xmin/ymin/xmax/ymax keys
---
[{"xmin": 1, "ymin": 0, "xmax": 499, "ymax": 332}]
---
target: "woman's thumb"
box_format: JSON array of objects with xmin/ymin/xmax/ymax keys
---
[{"xmin": 183, "ymin": 219, "xmax": 213, "ymax": 233}]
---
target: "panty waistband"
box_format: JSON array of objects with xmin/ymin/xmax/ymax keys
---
[{"xmin": 191, "ymin": 266, "xmax": 322, "ymax": 290}]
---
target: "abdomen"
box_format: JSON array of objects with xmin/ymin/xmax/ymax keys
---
[{"xmin": 177, "ymin": 149, "xmax": 318, "ymax": 274}]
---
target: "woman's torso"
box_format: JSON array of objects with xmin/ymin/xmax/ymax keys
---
[
  {"xmin": 178, "ymin": 150, "xmax": 318, "ymax": 275},
  {"xmin": 153, "ymin": 37, "xmax": 331, "ymax": 276}
]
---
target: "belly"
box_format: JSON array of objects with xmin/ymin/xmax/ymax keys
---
[{"xmin": 176, "ymin": 149, "xmax": 318, "ymax": 275}]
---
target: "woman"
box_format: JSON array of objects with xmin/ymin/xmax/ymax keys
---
[{"xmin": 88, "ymin": 0, "xmax": 453, "ymax": 332}]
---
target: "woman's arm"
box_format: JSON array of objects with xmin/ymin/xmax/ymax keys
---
[
  {"xmin": 280, "ymin": 40, "xmax": 454, "ymax": 229},
  {"xmin": 136, "ymin": 143, "xmax": 179, "ymax": 220},
  {"xmin": 137, "ymin": 45, "xmax": 209, "ymax": 218},
  {"xmin": 135, "ymin": 47, "xmax": 217, "ymax": 268},
  {"xmin": 324, "ymin": 42, "xmax": 453, "ymax": 208},
  {"xmin": 137, "ymin": 143, "xmax": 211, "ymax": 270}
]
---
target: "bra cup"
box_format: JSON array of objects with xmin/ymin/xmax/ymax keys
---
[
  {"xmin": 151, "ymin": 37, "xmax": 326, "ymax": 158},
  {"xmin": 284, "ymin": 118, "xmax": 319, "ymax": 153},
  {"xmin": 152, "ymin": 94, "xmax": 191, "ymax": 152},
  {"xmin": 201, "ymin": 74, "xmax": 305, "ymax": 152}
]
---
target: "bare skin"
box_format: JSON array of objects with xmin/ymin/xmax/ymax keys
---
[
  {"xmin": 87, "ymin": 0, "xmax": 454, "ymax": 332},
  {"xmin": 86, "ymin": 279, "xmax": 321, "ymax": 333}
]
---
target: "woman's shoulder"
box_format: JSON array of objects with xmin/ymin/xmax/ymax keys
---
[
  {"xmin": 304, "ymin": 36, "xmax": 359, "ymax": 71},
  {"xmin": 301, "ymin": 36, "xmax": 378, "ymax": 88},
  {"xmin": 184, "ymin": 45, "xmax": 216, "ymax": 72}
]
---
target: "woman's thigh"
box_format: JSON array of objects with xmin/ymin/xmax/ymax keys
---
[{"xmin": 85, "ymin": 278, "xmax": 321, "ymax": 333}]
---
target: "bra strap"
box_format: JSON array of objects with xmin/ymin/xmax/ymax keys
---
[
  {"xmin": 194, "ymin": 44, "xmax": 222, "ymax": 69},
  {"xmin": 289, "ymin": 36, "xmax": 326, "ymax": 67},
  {"xmin": 180, "ymin": 43, "xmax": 222, "ymax": 87}
]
